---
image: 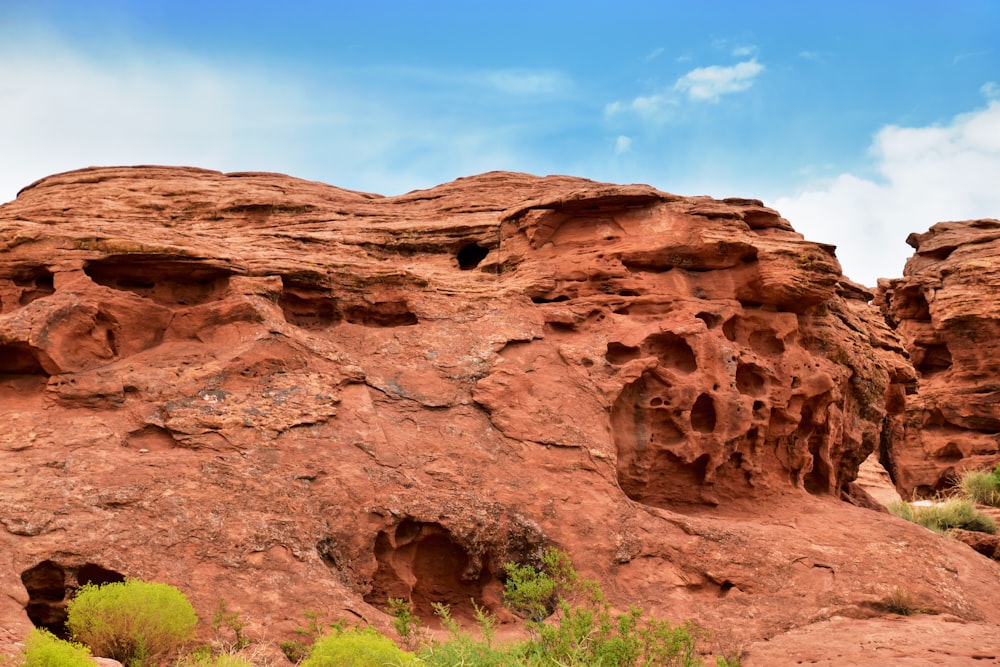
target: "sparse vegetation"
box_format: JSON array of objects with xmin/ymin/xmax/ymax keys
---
[
  {"xmin": 66, "ymin": 579, "xmax": 198, "ymax": 666},
  {"xmin": 14, "ymin": 551, "xmax": 739, "ymax": 667},
  {"xmin": 889, "ymin": 498, "xmax": 997, "ymax": 534},
  {"xmin": 884, "ymin": 586, "xmax": 918, "ymax": 616},
  {"xmin": 386, "ymin": 597, "xmax": 422, "ymax": 650},
  {"xmin": 411, "ymin": 547, "xmax": 732, "ymax": 666},
  {"xmin": 175, "ymin": 651, "xmax": 254, "ymax": 667},
  {"xmin": 958, "ymin": 464, "xmax": 1000, "ymax": 507},
  {"xmin": 211, "ymin": 599, "xmax": 250, "ymax": 652}
]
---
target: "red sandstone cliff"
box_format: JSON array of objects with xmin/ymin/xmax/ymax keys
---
[
  {"xmin": 879, "ymin": 219, "xmax": 1000, "ymax": 498},
  {"xmin": 1, "ymin": 167, "xmax": 999, "ymax": 664}
]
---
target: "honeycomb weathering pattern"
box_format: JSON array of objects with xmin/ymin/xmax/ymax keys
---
[{"xmin": 3, "ymin": 166, "xmax": 1000, "ymax": 662}]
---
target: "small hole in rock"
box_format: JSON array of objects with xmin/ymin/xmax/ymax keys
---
[{"xmin": 457, "ymin": 244, "xmax": 490, "ymax": 270}]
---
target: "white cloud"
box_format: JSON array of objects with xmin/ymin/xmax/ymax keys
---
[
  {"xmin": 731, "ymin": 45, "xmax": 757, "ymax": 58},
  {"xmin": 673, "ymin": 59, "xmax": 764, "ymax": 102},
  {"xmin": 614, "ymin": 135, "xmax": 632, "ymax": 155},
  {"xmin": 771, "ymin": 100, "xmax": 1000, "ymax": 286},
  {"xmin": 0, "ymin": 34, "xmax": 545, "ymax": 203},
  {"xmin": 982, "ymin": 81, "xmax": 1000, "ymax": 99},
  {"xmin": 605, "ymin": 58, "xmax": 762, "ymax": 121}
]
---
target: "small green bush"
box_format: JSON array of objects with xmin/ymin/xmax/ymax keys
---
[
  {"xmin": 959, "ymin": 468, "xmax": 1000, "ymax": 506},
  {"xmin": 21, "ymin": 629, "xmax": 92, "ymax": 667},
  {"xmin": 66, "ymin": 579, "xmax": 198, "ymax": 666},
  {"xmin": 301, "ymin": 627, "xmax": 418, "ymax": 667},
  {"xmin": 418, "ymin": 601, "xmax": 519, "ymax": 667},
  {"xmin": 889, "ymin": 499, "xmax": 997, "ymax": 534}
]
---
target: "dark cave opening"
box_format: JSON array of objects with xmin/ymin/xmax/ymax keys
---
[
  {"xmin": 20, "ymin": 560, "xmax": 126, "ymax": 638},
  {"xmin": 457, "ymin": 243, "xmax": 490, "ymax": 270}
]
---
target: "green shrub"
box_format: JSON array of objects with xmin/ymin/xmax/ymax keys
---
[
  {"xmin": 66, "ymin": 579, "xmax": 198, "ymax": 666},
  {"xmin": 387, "ymin": 598, "xmax": 421, "ymax": 649},
  {"xmin": 417, "ymin": 547, "xmax": 708, "ymax": 666},
  {"xmin": 504, "ymin": 547, "xmax": 580, "ymax": 623},
  {"xmin": 301, "ymin": 627, "xmax": 418, "ymax": 667},
  {"xmin": 889, "ymin": 499, "xmax": 997, "ymax": 534},
  {"xmin": 959, "ymin": 468, "xmax": 1000, "ymax": 506},
  {"xmin": 418, "ymin": 601, "xmax": 520, "ymax": 667},
  {"xmin": 21, "ymin": 629, "xmax": 92, "ymax": 667},
  {"xmin": 211, "ymin": 599, "xmax": 249, "ymax": 652},
  {"xmin": 280, "ymin": 610, "xmax": 345, "ymax": 664}
]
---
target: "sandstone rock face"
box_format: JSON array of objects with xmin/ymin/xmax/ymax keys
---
[
  {"xmin": 878, "ymin": 220, "xmax": 1000, "ymax": 497},
  {"xmin": 1, "ymin": 167, "xmax": 997, "ymax": 661}
]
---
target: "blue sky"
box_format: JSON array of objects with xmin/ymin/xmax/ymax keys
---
[{"xmin": 2, "ymin": 1, "xmax": 999, "ymax": 285}]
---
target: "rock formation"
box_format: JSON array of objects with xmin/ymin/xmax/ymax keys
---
[
  {"xmin": 878, "ymin": 219, "xmax": 1000, "ymax": 498},
  {"xmin": 1, "ymin": 167, "xmax": 998, "ymax": 663}
]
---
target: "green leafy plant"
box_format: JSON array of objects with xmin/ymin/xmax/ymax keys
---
[
  {"xmin": 280, "ymin": 610, "xmax": 344, "ymax": 664},
  {"xmin": 386, "ymin": 598, "xmax": 421, "ymax": 650},
  {"xmin": 503, "ymin": 547, "xmax": 580, "ymax": 624},
  {"xmin": 211, "ymin": 598, "xmax": 250, "ymax": 652},
  {"xmin": 300, "ymin": 627, "xmax": 417, "ymax": 667},
  {"xmin": 414, "ymin": 547, "xmax": 720, "ymax": 666},
  {"xmin": 66, "ymin": 579, "xmax": 198, "ymax": 667},
  {"xmin": 20, "ymin": 629, "xmax": 93, "ymax": 667},
  {"xmin": 417, "ymin": 601, "xmax": 515, "ymax": 667}
]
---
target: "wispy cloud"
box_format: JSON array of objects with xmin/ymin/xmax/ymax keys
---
[
  {"xmin": 731, "ymin": 45, "xmax": 757, "ymax": 58},
  {"xmin": 673, "ymin": 59, "xmax": 764, "ymax": 102},
  {"xmin": 606, "ymin": 58, "xmax": 764, "ymax": 121},
  {"xmin": 483, "ymin": 69, "xmax": 570, "ymax": 96},
  {"xmin": 604, "ymin": 93, "xmax": 678, "ymax": 123},
  {"xmin": 0, "ymin": 34, "xmax": 557, "ymax": 203},
  {"xmin": 771, "ymin": 99, "xmax": 1000, "ymax": 286},
  {"xmin": 644, "ymin": 47, "xmax": 664, "ymax": 62},
  {"xmin": 982, "ymin": 81, "xmax": 1000, "ymax": 99},
  {"xmin": 614, "ymin": 135, "xmax": 632, "ymax": 155},
  {"xmin": 954, "ymin": 49, "xmax": 991, "ymax": 65}
]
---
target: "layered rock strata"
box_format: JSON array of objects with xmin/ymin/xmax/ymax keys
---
[
  {"xmin": 0, "ymin": 167, "xmax": 996, "ymax": 659},
  {"xmin": 878, "ymin": 219, "xmax": 1000, "ymax": 497}
]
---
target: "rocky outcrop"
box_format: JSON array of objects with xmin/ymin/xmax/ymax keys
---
[
  {"xmin": 1, "ymin": 167, "xmax": 997, "ymax": 660},
  {"xmin": 878, "ymin": 219, "xmax": 1000, "ymax": 497}
]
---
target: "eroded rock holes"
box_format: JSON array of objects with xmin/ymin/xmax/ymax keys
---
[
  {"xmin": 612, "ymin": 371, "xmax": 713, "ymax": 506},
  {"xmin": 0, "ymin": 343, "xmax": 51, "ymax": 376},
  {"xmin": 21, "ymin": 560, "xmax": 125, "ymax": 638},
  {"xmin": 364, "ymin": 520, "xmax": 498, "ymax": 625},
  {"xmin": 0, "ymin": 265, "xmax": 56, "ymax": 312},
  {"xmin": 84, "ymin": 256, "xmax": 231, "ymax": 306},
  {"xmin": 279, "ymin": 287, "xmax": 341, "ymax": 330}
]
